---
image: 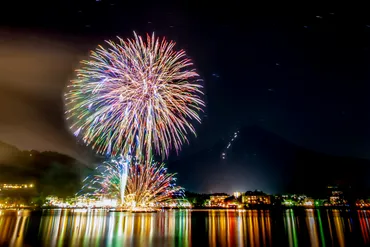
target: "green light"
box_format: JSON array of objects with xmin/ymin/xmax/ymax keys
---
[{"xmin": 317, "ymin": 210, "xmax": 326, "ymax": 247}]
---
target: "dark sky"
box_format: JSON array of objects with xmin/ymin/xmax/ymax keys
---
[{"xmin": 1, "ymin": 2, "xmax": 370, "ymax": 193}]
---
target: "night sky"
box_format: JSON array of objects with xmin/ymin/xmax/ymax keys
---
[{"xmin": 1, "ymin": 2, "xmax": 370, "ymax": 193}]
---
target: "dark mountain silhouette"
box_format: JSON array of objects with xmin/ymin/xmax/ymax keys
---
[
  {"xmin": 0, "ymin": 141, "xmax": 22, "ymax": 164},
  {"xmin": 0, "ymin": 141, "xmax": 92, "ymax": 197},
  {"xmin": 170, "ymin": 125, "xmax": 370, "ymax": 196}
]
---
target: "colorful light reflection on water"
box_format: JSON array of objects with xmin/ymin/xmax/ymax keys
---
[{"xmin": 0, "ymin": 209, "xmax": 370, "ymax": 246}]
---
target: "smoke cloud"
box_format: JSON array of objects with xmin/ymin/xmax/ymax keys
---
[{"xmin": 0, "ymin": 30, "xmax": 91, "ymax": 163}]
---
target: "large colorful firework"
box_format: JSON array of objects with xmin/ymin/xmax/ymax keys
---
[
  {"xmin": 82, "ymin": 156, "xmax": 182, "ymax": 208},
  {"xmin": 64, "ymin": 32, "xmax": 204, "ymax": 159}
]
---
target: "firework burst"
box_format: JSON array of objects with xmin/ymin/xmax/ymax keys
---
[
  {"xmin": 125, "ymin": 158, "xmax": 183, "ymax": 208},
  {"xmin": 82, "ymin": 156, "xmax": 182, "ymax": 208},
  {"xmin": 64, "ymin": 32, "xmax": 204, "ymax": 159},
  {"xmin": 81, "ymin": 155, "xmax": 130, "ymax": 204}
]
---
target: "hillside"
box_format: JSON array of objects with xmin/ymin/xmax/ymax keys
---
[
  {"xmin": 170, "ymin": 125, "xmax": 370, "ymax": 196},
  {"xmin": 0, "ymin": 141, "xmax": 92, "ymax": 197}
]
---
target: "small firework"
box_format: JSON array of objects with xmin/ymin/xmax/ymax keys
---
[
  {"xmin": 81, "ymin": 155, "xmax": 130, "ymax": 204},
  {"xmin": 82, "ymin": 156, "xmax": 182, "ymax": 208},
  {"xmin": 125, "ymin": 159, "xmax": 183, "ymax": 208}
]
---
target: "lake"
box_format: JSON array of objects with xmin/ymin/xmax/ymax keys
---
[{"xmin": 0, "ymin": 208, "xmax": 369, "ymax": 246}]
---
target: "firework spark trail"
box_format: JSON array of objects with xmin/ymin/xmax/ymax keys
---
[
  {"xmin": 64, "ymin": 32, "xmax": 204, "ymax": 160},
  {"xmin": 82, "ymin": 156, "xmax": 182, "ymax": 207},
  {"xmin": 221, "ymin": 130, "xmax": 239, "ymax": 160}
]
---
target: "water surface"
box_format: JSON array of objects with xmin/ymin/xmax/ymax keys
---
[{"xmin": 0, "ymin": 208, "xmax": 369, "ymax": 246}]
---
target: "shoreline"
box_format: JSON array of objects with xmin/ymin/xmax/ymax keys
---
[{"xmin": 1, "ymin": 205, "xmax": 366, "ymax": 212}]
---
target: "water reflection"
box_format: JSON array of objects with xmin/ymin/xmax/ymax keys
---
[
  {"xmin": 38, "ymin": 209, "xmax": 191, "ymax": 247},
  {"xmin": 332, "ymin": 210, "xmax": 346, "ymax": 247},
  {"xmin": 207, "ymin": 210, "xmax": 272, "ymax": 247},
  {"xmin": 0, "ymin": 210, "xmax": 30, "ymax": 247},
  {"xmin": 284, "ymin": 209, "xmax": 298, "ymax": 247},
  {"xmin": 306, "ymin": 209, "xmax": 319, "ymax": 246},
  {"xmin": 1, "ymin": 209, "xmax": 370, "ymax": 246},
  {"xmin": 358, "ymin": 210, "xmax": 370, "ymax": 245},
  {"xmin": 316, "ymin": 209, "xmax": 326, "ymax": 247}
]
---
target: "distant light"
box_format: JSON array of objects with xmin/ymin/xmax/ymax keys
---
[{"xmin": 234, "ymin": 192, "xmax": 241, "ymax": 198}]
